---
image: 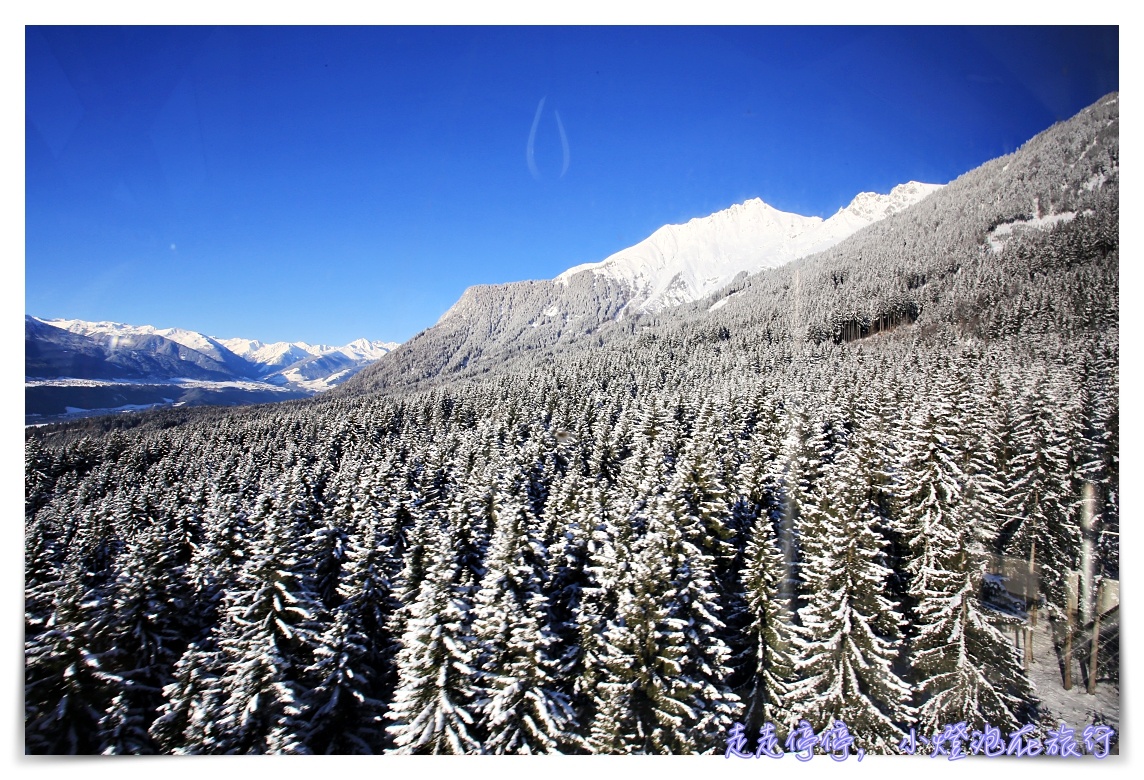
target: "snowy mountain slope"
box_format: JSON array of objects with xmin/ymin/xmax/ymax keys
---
[
  {"xmin": 556, "ymin": 181, "xmax": 942, "ymax": 313},
  {"xmin": 347, "ymin": 181, "xmax": 941, "ymax": 395},
  {"xmin": 217, "ymin": 338, "xmax": 321, "ymax": 373},
  {"xmin": 26, "ymin": 316, "xmax": 399, "ymax": 423},
  {"xmin": 347, "ymin": 92, "xmax": 1118, "ymax": 398},
  {"xmin": 27, "ymin": 316, "xmax": 240, "ymax": 381}
]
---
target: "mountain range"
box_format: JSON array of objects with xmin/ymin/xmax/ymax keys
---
[
  {"xmin": 25, "ymin": 317, "xmax": 398, "ymax": 423},
  {"xmin": 27, "ymin": 180, "xmax": 942, "ymax": 423}
]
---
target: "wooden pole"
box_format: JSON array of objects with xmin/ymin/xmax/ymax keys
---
[
  {"xmin": 1064, "ymin": 572, "xmax": 1078, "ymax": 690},
  {"xmin": 1028, "ymin": 538, "xmax": 1038, "ymax": 629},
  {"xmin": 1087, "ymin": 579, "xmax": 1104, "ymax": 695},
  {"xmin": 1063, "ymin": 620, "xmax": 1073, "ymax": 688}
]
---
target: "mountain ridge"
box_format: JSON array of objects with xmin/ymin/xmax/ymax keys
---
[
  {"xmin": 347, "ymin": 179, "xmax": 945, "ymax": 395},
  {"xmin": 554, "ymin": 181, "xmax": 943, "ymax": 313},
  {"xmin": 25, "ymin": 316, "xmax": 399, "ymax": 423}
]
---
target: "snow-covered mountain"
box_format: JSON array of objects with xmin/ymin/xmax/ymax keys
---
[
  {"xmin": 350, "ymin": 181, "xmax": 943, "ymax": 394},
  {"xmin": 217, "ymin": 337, "xmax": 399, "ymax": 373},
  {"xmin": 555, "ymin": 181, "xmax": 942, "ymax": 313},
  {"xmin": 26, "ymin": 317, "xmax": 399, "ymax": 423}
]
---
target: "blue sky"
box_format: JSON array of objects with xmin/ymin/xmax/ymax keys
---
[{"xmin": 25, "ymin": 26, "xmax": 1119, "ymax": 346}]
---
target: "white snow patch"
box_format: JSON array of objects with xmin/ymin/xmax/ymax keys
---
[
  {"xmin": 1025, "ymin": 618, "xmax": 1119, "ymax": 740},
  {"xmin": 708, "ymin": 290, "xmax": 743, "ymax": 313},
  {"xmin": 987, "ymin": 212, "xmax": 1077, "ymax": 253},
  {"xmin": 1082, "ymin": 171, "xmax": 1109, "ymax": 192}
]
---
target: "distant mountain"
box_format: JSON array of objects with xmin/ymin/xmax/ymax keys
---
[
  {"xmin": 346, "ymin": 181, "xmax": 941, "ymax": 394},
  {"xmin": 25, "ymin": 317, "xmax": 399, "ymax": 423}
]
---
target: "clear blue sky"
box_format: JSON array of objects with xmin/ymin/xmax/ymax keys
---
[{"xmin": 25, "ymin": 26, "xmax": 1119, "ymax": 346}]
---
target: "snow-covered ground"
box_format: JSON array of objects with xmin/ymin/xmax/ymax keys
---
[
  {"xmin": 1025, "ymin": 615, "xmax": 1119, "ymax": 751},
  {"xmin": 987, "ymin": 212, "xmax": 1080, "ymax": 253}
]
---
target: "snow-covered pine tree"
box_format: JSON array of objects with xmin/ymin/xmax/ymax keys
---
[
  {"xmin": 25, "ymin": 566, "xmax": 116, "ymax": 754},
  {"xmin": 897, "ymin": 393, "xmax": 966, "ymax": 596},
  {"xmin": 471, "ymin": 472, "xmax": 581, "ymax": 753},
  {"xmin": 788, "ymin": 421, "xmax": 914, "ymax": 753},
  {"xmin": 586, "ymin": 497, "xmax": 693, "ymax": 754},
  {"xmin": 308, "ymin": 509, "xmax": 349, "ymax": 611},
  {"xmin": 336, "ymin": 514, "xmax": 401, "ymax": 717},
  {"xmin": 184, "ymin": 481, "xmax": 252, "ymax": 630},
  {"xmin": 1002, "ymin": 374, "xmax": 1079, "ymax": 611},
  {"xmin": 901, "ymin": 382, "xmax": 1039, "ymax": 735},
  {"xmin": 385, "ymin": 522, "xmax": 482, "ymax": 754},
  {"xmin": 738, "ymin": 505, "xmax": 796, "ymax": 731},
  {"xmin": 659, "ymin": 451, "xmax": 743, "ymax": 749},
  {"xmin": 184, "ymin": 490, "xmax": 326, "ymax": 753},
  {"xmin": 541, "ymin": 469, "xmax": 591, "ymax": 690},
  {"xmin": 95, "ymin": 525, "xmax": 191, "ymax": 754},
  {"xmin": 97, "ymin": 692, "xmax": 153, "ymax": 755},
  {"xmin": 572, "ymin": 476, "xmax": 626, "ymax": 730},
  {"xmin": 300, "ymin": 608, "xmax": 388, "ymax": 753},
  {"xmin": 910, "ymin": 483, "xmax": 1038, "ymax": 733},
  {"xmin": 148, "ymin": 641, "xmax": 220, "ymax": 753}
]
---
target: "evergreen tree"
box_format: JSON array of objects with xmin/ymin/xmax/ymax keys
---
[
  {"xmin": 911, "ymin": 498, "xmax": 1038, "ymax": 734},
  {"xmin": 471, "ymin": 475, "xmax": 581, "ymax": 753},
  {"xmin": 1003, "ymin": 376, "xmax": 1079, "ymax": 611},
  {"xmin": 738, "ymin": 510, "xmax": 796, "ymax": 731},
  {"xmin": 148, "ymin": 641, "xmax": 220, "ymax": 753},
  {"xmin": 301, "ymin": 609, "xmax": 388, "ymax": 753},
  {"xmin": 788, "ymin": 429, "xmax": 914, "ymax": 753},
  {"xmin": 25, "ymin": 569, "xmax": 115, "ymax": 754},
  {"xmin": 386, "ymin": 524, "xmax": 481, "ymax": 754},
  {"xmin": 95, "ymin": 526, "xmax": 191, "ymax": 754},
  {"xmin": 186, "ymin": 492, "xmax": 326, "ymax": 754}
]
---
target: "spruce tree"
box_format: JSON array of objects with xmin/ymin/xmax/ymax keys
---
[
  {"xmin": 788, "ymin": 426, "xmax": 914, "ymax": 753},
  {"xmin": 386, "ymin": 524, "xmax": 482, "ymax": 754},
  {"xmin": 186, "ymin": 491, "xmax": 326, "ymax": 753},
  {"xmin": 471, "ymin": 474, "xmax": 581, "ymax": 753}
]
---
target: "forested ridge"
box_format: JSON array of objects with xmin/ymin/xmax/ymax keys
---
[{"xmin": 24, "ymin": 94, "xmax": 1118, "ymax": 754}]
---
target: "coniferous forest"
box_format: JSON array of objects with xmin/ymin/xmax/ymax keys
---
[{"xmin": 24, "ymin": 94, "xmax": 1119, "ymax": 754}]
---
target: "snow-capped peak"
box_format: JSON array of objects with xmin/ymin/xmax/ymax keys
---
[
  {"xmin": 336, "ymin": 338, "xmax": 401, "ymax": 361},
  {"xmin": 830, "ymin": 181, "xmax": 944, "ymax": 225},
  {"xmin": 554, "ymin": 181, "xmax": 943, "ymax": 312},
  {"xmin": 40, "ymin": 318, "xmax": 240, "ymax": 363},
  {"xmin": 37, "ymin": 317, "xmax": 399, "ymax": 377}
]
